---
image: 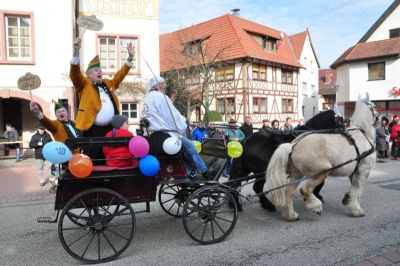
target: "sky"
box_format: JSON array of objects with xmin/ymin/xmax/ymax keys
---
[{"xmin": 159, "ymin": 0, "xmax": 395, "ymax": 69}]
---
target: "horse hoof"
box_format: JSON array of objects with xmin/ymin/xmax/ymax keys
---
[{"xmin": 285, "ymin": 216, "xmax": 300, "ymax": 222}]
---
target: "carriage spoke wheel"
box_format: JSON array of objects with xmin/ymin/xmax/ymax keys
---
[
  {"xmin": 58, "ymin": 188, "xmax": 135, "ymax": 264},
  {"xmin": 66, "ymin": 204, "xmax": 120, "ymax": 227},
  {"xmin": 182, "ymin": 186, "xmax": 238, "ymax": 245},
  {"xmin": 159, "ymin": 182, "xmax": 198, "ymax": 217}
]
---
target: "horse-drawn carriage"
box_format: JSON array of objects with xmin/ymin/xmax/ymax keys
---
[
  {"xmin": 41, "ymin": 132, "xmax": 240, "ymax": 264},
  {"xmin": 39, "ymin": 95, "xmax": 379, "ymax": 264}
]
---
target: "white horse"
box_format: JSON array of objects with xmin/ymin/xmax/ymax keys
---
[{"xmin": 266, "ymin": 93, "xmax": 379, "ymax": 221}]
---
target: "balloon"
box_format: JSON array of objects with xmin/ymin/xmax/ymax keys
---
[
  {"xmin": 162, "ymin": 137, "xmax": 182, "ymax": 155},
  {"xmin": 192, "ymin": 140, "xmax": 201, "ymax": 153},
  {"xmin": 68, "ymin": 154, "xmax": 93, "ymax": 178},
  {"xmin": 138, "ymin": 155, "xmax": 160, "ymax": 176},
  {"xmin": 129, "ymin": 136, "xmax": 150, "ymax": 158},
  {"xmin": 43, "ymin": 141, "xmax": 72, "ymax": 164},
  {"xmin": 227, "ymin": 141, "xmax": 243, "ymax": 158}
]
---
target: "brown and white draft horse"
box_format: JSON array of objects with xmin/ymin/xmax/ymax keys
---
[{"xmin": 266, "ymin": 93, "xmax": 378, "ymax": 221}]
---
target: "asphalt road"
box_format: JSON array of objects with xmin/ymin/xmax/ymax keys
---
[{"xmin": 0, "ymin": 158, "xmax": 399, "ymax": 265}]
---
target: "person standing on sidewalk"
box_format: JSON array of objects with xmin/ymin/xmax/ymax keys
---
[
  {"xmin": 29, "ymin": 126, "xmax": 53, "ymax": 186},
  {"xmin": 2, "ymin": 124, "xmax": 21, "ymax": 162},
  {"xmin": 222, "ymin": 119, "xmax": 245, "ymax": 177},
  {"xmin": 239, "ymin": 116, "xmax": 254, "ymax": 138}
]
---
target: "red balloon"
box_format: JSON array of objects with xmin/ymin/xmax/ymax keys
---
[{"xmin": 68, "ymin": 154, "xmax": 93, "ymax": 178}]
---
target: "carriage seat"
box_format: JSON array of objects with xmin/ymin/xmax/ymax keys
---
[{"xmin": 146, "ymin": 131, "xmax": 182, "ymax": 157}]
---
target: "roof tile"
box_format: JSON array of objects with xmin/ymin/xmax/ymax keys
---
[{"xmin": 160, "ymin": 14, "xmax": 303, "ymax": 72}]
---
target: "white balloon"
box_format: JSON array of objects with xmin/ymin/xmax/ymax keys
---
[{"xmin": 162, "ymin": 137, "xmax": 182, "ymax": 155}]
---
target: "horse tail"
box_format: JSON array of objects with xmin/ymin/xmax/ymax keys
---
[{"xmin": 266, "ymin": 143, "xmax": 293, "ymax": 207}]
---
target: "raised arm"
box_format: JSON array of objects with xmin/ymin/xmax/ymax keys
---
[{"xmin": 73, "ymin": 38, "xmax": 82, "ymax": 57}]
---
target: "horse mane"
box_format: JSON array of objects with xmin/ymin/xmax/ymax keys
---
[
  {"xmin": 305, "ymin": 109, "xmax": 343, "ymax": 130},
  {"xmin": 350, "ymin": 101, "xmax": 375, "ymax": 138}
]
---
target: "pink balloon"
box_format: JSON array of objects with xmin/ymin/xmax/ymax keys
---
[{"xmin": 129, "ymin": 136, "xmax": 150, "ymax": 158}]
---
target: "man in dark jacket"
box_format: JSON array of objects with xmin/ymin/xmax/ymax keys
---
[
  {"xmin": 259, "ymin": 119, "xmax": 272, "ymax": 134},
  {"xmin": 2, "ymin": 124, "xmax": 21, "ymax": 162},
  {"xmin": 29, "ymin": 126, "xmax": 53, "ymax": 186},
  {"xmin": 239, "ymin": 116, "xmax": 253, "ymax": 137}
]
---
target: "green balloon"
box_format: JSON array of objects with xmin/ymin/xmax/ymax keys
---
[{"xmin": 227, "ymin": 141, "xmax": 243, "ymax": 158}]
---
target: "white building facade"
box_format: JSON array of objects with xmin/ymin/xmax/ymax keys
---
[
  {"xmin": 0, "ymin": 0, "xmax": 160, "ymax": 153},
  {"xmin": 331, "ymin": 0, "xmax": 400, "ymax": 119}
]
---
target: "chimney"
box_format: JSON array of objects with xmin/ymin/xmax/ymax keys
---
[
  {"xmin": 231, "ymin": 9, "xmax": 240, "ymax": 17},
  {"xmin": 325, "ymin": 70, "xmax": 331, "ymax": 84}
]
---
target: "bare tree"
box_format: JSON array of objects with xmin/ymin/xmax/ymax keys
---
[{"xmin": 161, "ymin": 29, "xmax": 233, "ymax": 125}]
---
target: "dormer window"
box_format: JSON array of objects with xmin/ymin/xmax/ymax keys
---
[
  {"xmin": 249, "ymin": 32, "xmax": 278, "ymax": 53},
  {"xmin": 185, "ymin": 40, "xmax": 205, "ymax": 57},
  {"xmin": 262, "ymin": 36, "xmax": 277, "ymax": 52}
]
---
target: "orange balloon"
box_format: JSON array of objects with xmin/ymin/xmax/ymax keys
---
[{"xmin": 68, "ymin": 154, "xmax": 93, "ymax": 178}]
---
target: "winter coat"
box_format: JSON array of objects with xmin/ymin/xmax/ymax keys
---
[
  {"xmin": 239, "ymin": 123, "xmax": 254, "ymax": 137},
  {"xmin": 29, "ymin": 131, "xmax": 53, "ymax": 160},
  {"xmin": 2, "ymin": 127, "xmax": 20, "ymax": 148},
  {"xmin": 259, "ymin": 125, "xmax": 272, "ymax": 135},
  {"xmin": 375, "ymin": 126, "xmax": 388, "ymax": 151},
  {"xmin": 192, "ymin": 127, "xmax": 209, "ymax": 143},
  {"xmin": 390, "ymin": 124, "xmax": 400, "ymax": 139},
  {"xmin": 103, "ymin": 129, "xmax": 138, "ymax": 167}
]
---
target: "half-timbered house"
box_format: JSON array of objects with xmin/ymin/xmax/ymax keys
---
[{"xmin": 160, "ymin": 13, "xmax": 320, "ymax": 128}]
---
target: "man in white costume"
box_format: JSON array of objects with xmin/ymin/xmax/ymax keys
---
[{"xmin": 141, "ymin": 76, "xmax": 219, "ymax": 179}]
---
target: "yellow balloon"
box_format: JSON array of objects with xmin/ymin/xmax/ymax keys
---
[
  {"xmin": 227, "ymin": 141, "xmax": 243, "ymax": 158},
  {"xmin": 192, "ymin": 140, "xmax": 202, "ymax": 153}
]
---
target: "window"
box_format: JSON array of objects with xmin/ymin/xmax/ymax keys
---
[
  {"xmin": 185, "ymin": 40, "xmax": 205, "ymax": 57},
  {"xmin": 281, "ymin": 69, "xmax": 293, "ymax": 84},
  {"xmin": 252, "ymin": 64, "xmax": 266, "ymax": 80},
  {"xmin": 253, "ymin": 97, "xmax": 267, "ymax": 113},
  {"xmin": 302, "ymin": 82, "xmax": 307, "ymax": 95},
  {"xmin": 217, "ymin": 98, "xmax": 235, "ymax": 114},
  {"xmin": 98, "ymin": 36, "xmax": 138, "ymax": 72},
  {"xmin": 262, "ymin": 36, "xmax": 277, "ymax": 52},
  {"xmin": 368, "ymin": 62, "xmax": 385, "ymax": 80},
  {"xmin": 0, "ymin": 12, "xmax": 33, "ymax": 62},
  {"xmin": 323, "ymin": 95, "xmax": 335, "ymax": 110},
  {"xmin": 216, "ymin": 65, "xmax": 234, "ymax": 81},
  {"xmin": 121, "ymin": 103, "xmax": 138, "ymax": 119},
  {"xmin": 389, "ymin": 28, "xmax": 400, "ymax": 38},
  {"xmin": 282, "ymin": 98, "xmax": 293, "ymax": 113}
]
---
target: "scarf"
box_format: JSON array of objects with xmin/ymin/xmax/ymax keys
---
[{"xmin": 62, "ymin": 120, "xmax": 82, "ymax": 139}]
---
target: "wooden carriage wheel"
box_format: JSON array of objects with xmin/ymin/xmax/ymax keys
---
[
  {"xmin": 182, "ymin": 185, "xmax": 238, "ymax": 245},
  {"xmin": 158, "ymin": 181, "xmax": 200, "ymax": 218},
  {"xmin": 58, "ymin": 188, "xmax": 135, "ymax": 264}
]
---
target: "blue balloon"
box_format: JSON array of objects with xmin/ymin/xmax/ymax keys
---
[
  {"xmin": 42, "ymin": 141, "xmax": 72, "ymax": 164},
  {"xmin": 138, "ymin": 155, "xmax": 160, "ymax": 177}
]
